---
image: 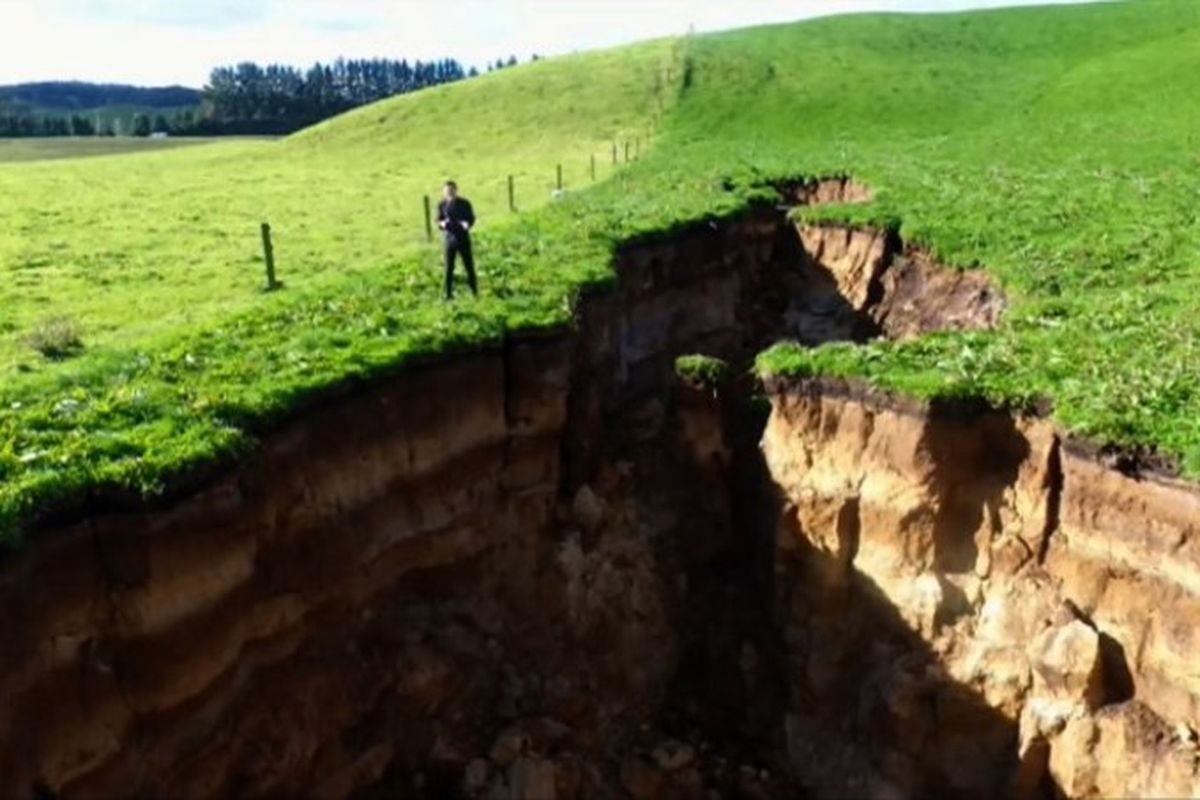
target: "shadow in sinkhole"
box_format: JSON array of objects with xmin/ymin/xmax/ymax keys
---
[
  {"xmin": 586, "ymin": 323, "xmax": 1063, "ymax": 798},
  {"xmin": 772, "ymin": 216, "xmax": 887, "ymax": 347},
  {"xmin": 570, "ymin": 203, "xmax": 1059, "ymax": 798},
  {"xmin": 924, "ymin": 400, "xmax": 1032, "ymax": 575}
]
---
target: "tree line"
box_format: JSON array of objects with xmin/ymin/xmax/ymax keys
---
[
  {"xmin": 0, "ymin": 81, "xmax": 198, "ymax": 137},
  {"xmin": 0, "ymin": 55, "xmax": 527, "ymax": 138},
  {"xmin": 0, "ymin": 109, "xmax": 195, "ymax": 138},
  {"xmin": 193, "ymin": 57, "xmax": 471, "ymax": 134}
]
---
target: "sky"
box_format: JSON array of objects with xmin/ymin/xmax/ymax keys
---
[{"xmin": 0, "ymin": 0, "xmax": 1099, "ymax": 87}]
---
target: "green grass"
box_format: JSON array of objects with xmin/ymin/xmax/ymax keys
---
[
  {"xmin": 3, "ymin": 0, "xmax": 1200, "ymax": 546},
  {"xmin": 731, "ymin": 1, "xmax": 1200, "ymax": 472},
  {"xmin": 675, "ymin": 355, "xmax": 731, "ymax": 389},
  {"xmin": 0, "ymin": 137, "xmax": 242, "ymax": 163}
]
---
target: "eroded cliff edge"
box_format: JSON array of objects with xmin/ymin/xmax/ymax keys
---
[{"xmin": 1, "ymin": 192, "xmax": 1198, "ymax": 799}]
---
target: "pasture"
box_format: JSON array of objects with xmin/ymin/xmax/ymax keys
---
[{"xmin": 3, "ymin": 1, "xmax": 1200, "ymax": 543}]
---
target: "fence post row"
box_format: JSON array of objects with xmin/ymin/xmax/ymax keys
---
[{"xmin": 414, "ymin": 144, "xmax": 640, "ymax": 242}]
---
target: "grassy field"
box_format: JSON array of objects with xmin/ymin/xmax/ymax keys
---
[
  {"xmin": 0, "ymin": 41, "xmax": 679, "ymax": 541},
  {"xmin": 0, "ymin": 137, "xmax": 268, "ymax": 164},
  {"xmin": 2, "ymin": 0, "xmax": 1199, "ymax": 544}
]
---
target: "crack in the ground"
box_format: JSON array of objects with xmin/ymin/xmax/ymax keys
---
[{"xmin": 1038, "ymin": 435, "xmax": 1064, "ymax": 567}]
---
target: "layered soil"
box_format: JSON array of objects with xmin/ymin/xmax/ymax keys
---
[
  {"xmin": 1, "ymin": 206, "xmax": 795, "ymax": 800},
  {"xmin": 1, "ymin": 184, "xmax": 1196, "ymax": 799}
]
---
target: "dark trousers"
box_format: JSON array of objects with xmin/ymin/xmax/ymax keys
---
[{"xmin": 444, "ymin": 235, "xmax": 477, "ymax": 298}]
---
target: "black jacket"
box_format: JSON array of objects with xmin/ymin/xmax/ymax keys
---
[{"xmin": 437, "ymin": 197, "xmax": 476, "ymax": 240}]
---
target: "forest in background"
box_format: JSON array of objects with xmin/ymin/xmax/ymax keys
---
[{"xmin": 0, "ymin": 55, "xmax": 525, "ymax": 137}]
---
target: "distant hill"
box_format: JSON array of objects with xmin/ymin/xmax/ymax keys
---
[
  {"xmin": 0, "ymin": 81, "xmax": 202, "ymax": 136},
  {"xmin": 0, "ymin": 81, "xmax": 200, "ymax": 114},
  {"xmin": 0, "ymin": 60, "xmax": 480, "ymax": 137}
]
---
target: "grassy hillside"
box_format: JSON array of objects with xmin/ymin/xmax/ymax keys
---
[
  {"xmin": 734, "ymin": 1, "xmax": 1200, "ymax": 466},
  {"xmin": 3, "ymin": 0, "xmax": 1200, "ymax": 545},
  {"xmin": 0, "ymin": 40, "xmax": 678, "ymax": 541}
]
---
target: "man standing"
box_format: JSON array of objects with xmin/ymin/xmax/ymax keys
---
[{"xmin": 437, "ymin": 180, "xmax": 478, "ymax": 299}]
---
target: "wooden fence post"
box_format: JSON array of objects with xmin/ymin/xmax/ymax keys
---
[
  {"xmin": 261, "ymin": 222, "xmax": 280, "ymax": 291},
  {"xmin": 423, "ymin": 195, "xmax": 433, "ymax": 242},
  {"xmin": 624, "ymin": 141, "xmax": 630, "ymax": 163},
  {"xmin": 590, "ymin": 153, "xmax": 596, "ymax": 182},
  {"xmin": 557, "ymin": 164, "xmax": 563, "ymax": 191},
  {"xmin": 508, "ymin": 175, "xmax": 515, "ymax": 212},
  {"xmin": 612, "ymin": 142, "xmax": 618, "ymax": 165}
]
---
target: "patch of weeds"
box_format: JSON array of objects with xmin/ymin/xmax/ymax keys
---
[{"xmin": 26, "ymin": 317, "xmax": 84, "ymax": 360}]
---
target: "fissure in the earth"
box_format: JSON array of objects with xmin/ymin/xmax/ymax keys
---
[{"xmin": 3, "ymin": 181, "xmax": 1200, "ymax": 799}]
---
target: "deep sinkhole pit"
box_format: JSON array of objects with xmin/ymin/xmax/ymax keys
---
[{"xmin": 2, "ymin": 181, "xmax": 1197, "ymax": 800}]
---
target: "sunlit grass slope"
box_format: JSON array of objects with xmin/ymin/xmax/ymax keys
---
[
  {"xmin": 0, "ymin": 43, "xmax": 673, "ymax": 374},
  {"xmin": 0, "ymin": 40, "xmax": 677, "ymax": 540},
  {"xmin": 707, "ymin": 2, "xmax": 1200, "ymax": 467},
  {"xmin": 4, "ymin": 0, "xmax": 1200, "ymax": 545}
]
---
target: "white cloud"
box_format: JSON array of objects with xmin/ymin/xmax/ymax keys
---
[
  {"xmin": 52, "ymin": 0, "xmax": 274, "ymax": 29},
  {"xmin": 0, "ymin": 0, "xmax": 1100, "ymax": 87}
]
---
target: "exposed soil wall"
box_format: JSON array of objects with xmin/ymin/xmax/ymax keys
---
[
  {"xmin": 0, "ymin": 349, "xmax": 568, "ymax": 797},
  {"xmin": 763, "ymin": 377, "xmax": 1200, "ymax": 799},
  {"xmin": 1, "ymin": 191, "xmax": 1196, "ymax": 799},
  {"xmin": 791, "ymin": 222, "xmax": 1003, "ymax": 342},
  {"xmin": 0, "ymin": 207, "xmax": 797, "ymax": 799}
]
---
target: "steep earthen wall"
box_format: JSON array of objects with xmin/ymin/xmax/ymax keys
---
[
  {"xmin": 762, "ymin": 377, "xmax": 1200, "ymax": 799},
  {"xmin": 792, "ymin": 223, "xmax": 1004, "ymax": 341},
  {"xmin": 0, "ymin": 349, "xmax": 569, "ymax": 798},
  {"xmin": 0, "ymin": 209, "xmax": 788, "ymax": 799}
]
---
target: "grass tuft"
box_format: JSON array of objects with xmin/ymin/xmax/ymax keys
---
[
  {"xmin": 26, "ymin": 317, "xmax": 84, "ymax": 360},
  {"xmin": 675, "ymin": 354, "xmax": 730, "ymax": 389}
]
